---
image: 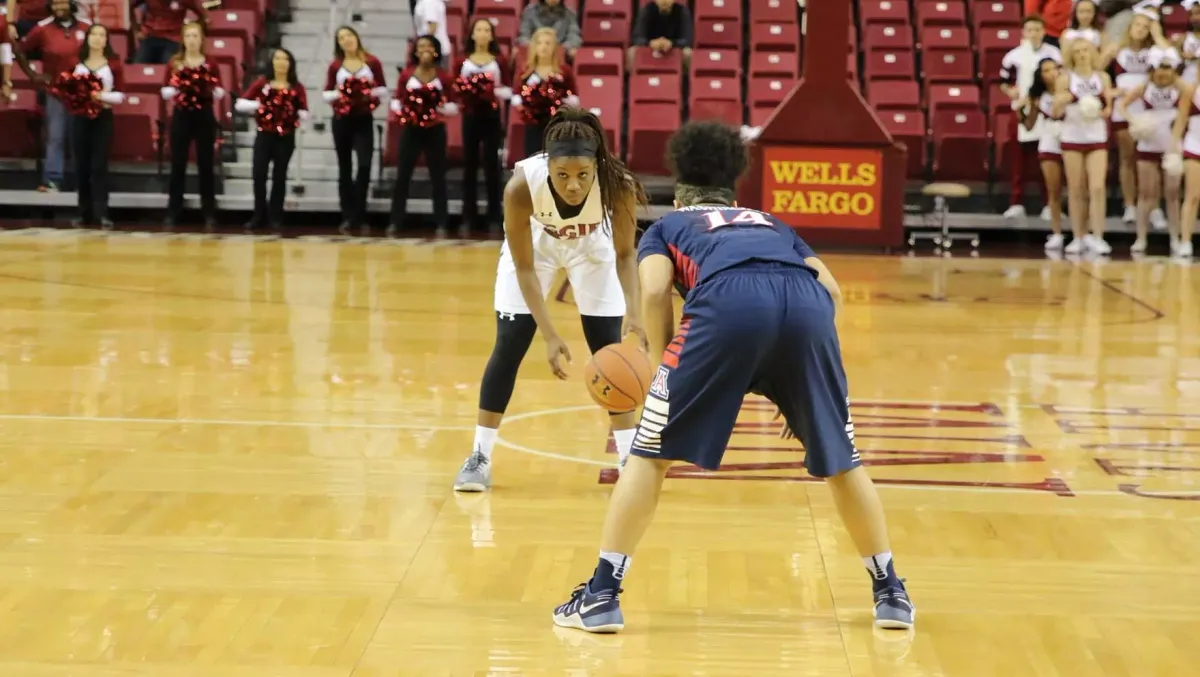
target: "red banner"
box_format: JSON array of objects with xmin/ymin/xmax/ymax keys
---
[{"xmin": 761, "ymin": 146, "xmax": 884, "ymax": 230}]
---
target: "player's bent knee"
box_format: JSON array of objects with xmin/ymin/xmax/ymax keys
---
[{"xmin": 479, "ymin": 312, "xmax": 538, "ymax": 412}]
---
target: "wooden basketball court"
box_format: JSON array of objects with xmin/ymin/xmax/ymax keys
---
[{"xmin": 0, "ymin": 229, "xmax": 1196, "ymax": 676}]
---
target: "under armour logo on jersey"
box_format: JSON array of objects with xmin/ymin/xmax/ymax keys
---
[
  {"xmin": 497, "ymin": 311, "xmax": 516, "ymax": 321},
  {"xmin": 537, "ymin": 211, "xmax": 554, "ymax": 218}
]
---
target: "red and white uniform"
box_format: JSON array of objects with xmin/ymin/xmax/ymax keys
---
[
  {"xmin": 1037, "ymin": 92, "xmax": 1064, "ymax": 160},
  {"xmin": 20, "ymin": 16, "xmax": 91, "ymax": 81},
  {"xmin": 1060, "ymin": 70, "xmax": 1108, "ymax": 151},
  {"xmin": 1181, "ymin": 32, "xmax": 1200, "ymax": 83},
  {"xmin": 71, "ymin": 60, "xmax": 126, "ymax": 108},
  {"xmin": 1136, "ymin": 81, "xmax": 1182, "ymax": 157},
  {"xmin": 512, "ymin": 64, "xmax": 580, "ymax": 108},
  {"xmin": 321, "ymin": 56, "xmax": 388, "ymax": 113},
  {"xmin": 137, "ymin": 0, "xmax": 205, "ymax": 40},
  {"xmin": 388, "ymin": 67, "xmax": 458, "ymax": 122},
  {"xmin": 457, "ymin": 55, "xmax": 514, "ymax": 105},
  {"xmin": 234, "ymin": 77, "xmax": 310, "ymax": 131},
  {"xmin": 1112, "ymin": 46, "xmax": 1154, "ymax": 126}
]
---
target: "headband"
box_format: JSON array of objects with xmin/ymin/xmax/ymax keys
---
[
  {"xmin": 1133, "ymin": 0, "xmax": 1161, "ymax": 20},
  {"xmin": 1184, "ymin": 0, "xmax": 1200, "ymax": 10},
  {"xmin": 546, "ymin": 137, "xmax": 599, "ymax": 158},
  {"xmin": 1148, "ymin": 45, "xmax": 1181, "ymax": 68}
]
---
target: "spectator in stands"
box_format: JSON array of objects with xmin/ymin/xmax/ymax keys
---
[
  {"xmin": 1, "ymin": 12, "xmax": 11, "ymax": 99},
  {"xmin": 517, "ymin": 0, "xmax": 581, "ymax": 60},
  {"xmin": 629, "ymin": 0, "xmax": 693, "ymax": 71},
  {"xmin": 388, "ymin": 35, "xmax": 458, "ymax": 238},
  {"xmin": 1062, "ymin": 0, "xmax": 1103, "ymax": 47},
  {"xmin": 72, "ymin": 24, "xmax": 125, "ymax": 229},
  {"xmin": 13, "ymin": 0, "xmax": 91, "ymax": 192},
  {"xmin": 236, "ymin": 48, "xmax": 309, "ymax": 233},
  {"xmin": 162, "ymin": 21, "xmax": 225, "ymax": 229},
  {"xmin": 1025, "ymin": 0, "xmax": 1071, "ymax": 46},
  {"xmin": 458, "ymin": 18, "xmax": 512, "ymax": 236},
  {"xmin": 513, "ymin": 27, "xmax": 578, "ymax": 158},
  {"xmin": 412, "ymin": 0, "xmax": 448, "ymax": 67},
  {"xmin": 323, "ymin": 25, "xmax": 387, "ymax": 236},
  {"xmin": 5, "ymin": 0, "xmax": 51, "ymax": 39},
  {"xmin": 131, "ymin": 0, "xmax": 208, "ymax": 65},
  {"xmin": 999, "ymin": 15, "xmax": 1061, "ymax": 221}
]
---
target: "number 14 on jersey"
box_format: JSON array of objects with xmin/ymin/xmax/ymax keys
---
[{"xmin": 702, "ymin": 209, "xmax": 773, "ymax": 230}]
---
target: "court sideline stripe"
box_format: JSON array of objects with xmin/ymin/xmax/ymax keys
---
[{"xmin": 0, "ymin": 413, "xmax": 473, "ymax": 431}]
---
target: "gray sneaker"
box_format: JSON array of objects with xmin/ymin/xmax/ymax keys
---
[
  {"xmin": 873, "ymin": 584, "xmax": 915, "ymax": 629},
  {"xmin": 453, "ymin": 450, "xmax": 492, "ymax": 492}
]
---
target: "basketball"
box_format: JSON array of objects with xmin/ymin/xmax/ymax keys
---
[{"xmin": 584, "ymin": 342, "xmax": 654, "ymax": 413}]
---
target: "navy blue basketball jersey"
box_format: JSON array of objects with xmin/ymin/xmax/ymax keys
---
[{"xmin": 637, "ymin": 206, "xmax": 818, "ymax": 297}]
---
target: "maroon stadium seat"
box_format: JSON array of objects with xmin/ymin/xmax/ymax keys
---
[
  {"xmin": 927, "ymin": 83, "xmax": 982, "ymax": 112},
  {"xmin": 750, "ymin": 0, "xmax": 797, "ymax": 23},
  {"xmin": 583, "ymin": 0, "xmax": 633, "ymax": 20},
  {"xmin": 694, "ymin": 0, "xmax": 741, "ymax": 21},
  {"xmin": 629, "ymin": 73, "xmax": 682, "ymax": 104},
  {"xmin": 932, "ymin": 109, "xmax": 989, "ymax": 180},
  {"xmin": 864, "ymin": 49, "xmax": 916, "ymax": 81},
  {"xmin": 971, "ymin": 0, "xmax": 1021, "ymax": 31},
  {"xmin": 868, "ymin": 80, "xmax": 920, "ymax": 111},
  {"xmin": 920, "ymin": 25, "xmax": 971, "ymax": 50},
  {"xmin": 12, "ymin": 60, "xmax": 43, "ymax": 91},
  {"xmin": 750, "ymin": 22, "xmax": 801, "ymax": 53},
  {"xmin": 575, "ymin": 46, "xmax": 625, "ymax": 76},
  {"xmin": 630, "ymin": 46, "xmax": 683, "ymax": 75},
  {"xmin": 1161, "ymin": 3, "xmax": 1189, "ymax": 33},
  {"xmin": 749, "ymin": 50, "xmax": 799, "ymax": 79},
  {"xmin": 112, "ymin": 93, "xmax": 160, "ymax": 163},
  {"xmin": 863, "ymin": 24, "xmax": 915, "ymax": 52},
  {"xmin": 689, "ymin": 48, "xmax": 741, "ymax": 78},
  {"xmin": 695, "ymin": 17, "xmax": 743, "ymax": 50},
  {"xmin": 582, "ymin": 15, "xmax": 631, "ymax": 47},
  {"xmin": 123, "ymin": 64, "xmax": 168, "ymax": 95},
  {"xmin": 916, "ymin": 1, "xmax": 967, "ymax": 31},
  {"xmin": 859, "ymin": 0, "xmax": 911, "ymax": 27},
  {"xmin": 575, "ymin": 74, "xmax": 623, "ymax": 154},
  {"xmin": 0, "ymin": 89, "xmax": 42, "ymax": 159},
  {"xmin": 485, "ymin": 14, "xmax": 519, "ymax": 48},
  {"xmin": 627, "ymin": 102, "xmax": 680, "ymax": 175},
  {"xmin": 474, "ymin": 0, "xmax": 522, "ymax": 18},
  {"xmin": 978, "ymin": 26, "xmax": 1021, "ymax": 82},
  {"xmin": 880, "ymin": 109, "xmax": 928, "ymax": 178},
  {"xmin": 748, "ymin": 75, "xmax": 795, "ymax": 111},
  {"xmin": 205, "ymin": 36, "xmax": 246, "ymax": 89}
]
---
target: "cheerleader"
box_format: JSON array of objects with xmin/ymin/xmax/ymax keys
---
[
  {"xmin": 1055, "ymin": 37, "xmax": 1114, "ymax": 254},
  {"xmin": 323, "ymin": 26, "xmax": 387, "ymax": 236},
  {"xmin": 162, "ymin": 21, "xmax": 225, "ymax": 229},
  {"xmin": 1021, "ymin": 58, "xmax": 1069, "ymax": 249},
  {"xmin": 1101, "ymin": 6, "xmax": 1171, "ymax": 225},
  {"xmin": 512, "ymin": 27, "xmax": 578, "ymax": 158},
  {"xmin": 457, "ymin": 18, "xmax": 513, "ymax": 235},
  {"xmin": 387, "ymin": 35, "xmax": 458, "ymax": 237},
  {"xmin": 1171, "ymin": 67, "xmax": 1199, "ymax": 257},
  {"xmin": 235, "ymin": 48, "xmax": 309, "ymax": 233},
  {"xmin": 1176, "ymin": 0, "xmax": 1200, "ymax": 84},
  {"xmin": 71, "ymin": 24, "xmax": 125, "ymax": 229},
  {"xmin": 1062, "ymin": 0, "xmax": 1103, "ymax": 49},
  {"xmin": 1120, "ymin": 46, "xmax": 1184, "ymax": 252}
]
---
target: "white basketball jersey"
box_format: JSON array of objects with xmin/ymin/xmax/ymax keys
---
[{"xmin": 515, "ymin": 152, "xmax": 606, "ymax": 231}]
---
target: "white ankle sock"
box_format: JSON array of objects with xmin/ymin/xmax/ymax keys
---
[
  {"xmin": 612, "ymin": 428, "xmax": 636, "ymax": 464},
  {"xmin": 864, "ymin": 552, "xmax": 892, "ymax": 580},
  {"xmin": 599, "ymin": 551, "xmax": 631, "ymax": 579},
  {"xmin": 474, "ymin": 425, "xmax": 498, "ymax": 459}
]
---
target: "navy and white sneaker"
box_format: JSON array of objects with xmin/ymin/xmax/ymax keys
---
[
  {"xmin": 873, "ymin": 582, "xmax": 915, "ymax": 629},
  {"xmin": 552, "ymin": 582, "xmax": 624, "ymax": 633}
]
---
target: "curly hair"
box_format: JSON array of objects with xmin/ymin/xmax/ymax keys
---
[
  {"xmin": 543, "ymin": 107, "xmax": 647, "ymax": 225},
  {"xmin": 666, "ymin": 120, "xmax": 749, "ymax": 205}
]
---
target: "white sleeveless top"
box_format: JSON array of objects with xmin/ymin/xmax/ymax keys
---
[
  {"xmin": 1183, "ymin": 33, "xmax": 1200, "ymax": 83},
  {"xmin": 516, "ymin": 152, "xmax": 606, "ymax": 232},
  {"xmin": 1139, "ymin": 82, "xmax": 1182, "ymax": 153},
  {"xmin": 1061, "ymin": 71, "xmax": 1108, "ymax": 146}
]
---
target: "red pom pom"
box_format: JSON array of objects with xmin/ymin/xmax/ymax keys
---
[
  {"xmin": 519, "ymin": 74, "xmax": 570, "ymax": 126},
  {"xmin": 258, "ymin": 87, "xmax": 301, "ymax": 134},
  {"xmin": 453, "ymin": 73, "xmax": 498, "ymax": 113},
  {"xmin": 170, "ymin": 64, "xmax": 220, "ymax": 111},
  {"xmin": 334, "ymin": 77, "xmax": 378, "ymax": 117},
  {"xmin": 398, "ymin": 83, "xmax": 443, "ymax": 128},
  {"xmin": 51, "ymin": 71, "xmax": 103, "ymax": 119}
]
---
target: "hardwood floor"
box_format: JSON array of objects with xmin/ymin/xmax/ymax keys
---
[{"xmin": 0, "ymin": 228, "xmax": 1196, "ymax": 676}]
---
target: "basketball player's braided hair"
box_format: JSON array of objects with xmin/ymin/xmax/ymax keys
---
[
  {"xmin": 667, "ymin": 121, "xmax": 749, "ymax": 206},
  {"xmin": 543, "ymin": 107, "xmax": 647, "ymax": 229}
]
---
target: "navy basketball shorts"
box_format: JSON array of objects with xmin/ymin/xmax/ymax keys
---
[{"xmin": 630, "ymin": 264, "xmax": 862, "ymax": 477}]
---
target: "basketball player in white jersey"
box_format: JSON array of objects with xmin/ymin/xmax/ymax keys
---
[
  {"xmin": 453, "ymin": 108, "xmax": 648, "ymax": 492},
  {"xmin": 1120, "ymin": 46, "xmax": 1184, "ymax": 251},
  {"xmin": 1055, "ymin": 37, "xmax": 1114, "ymax": 254}
]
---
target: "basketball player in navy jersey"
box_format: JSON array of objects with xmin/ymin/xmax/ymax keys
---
[{"xmin": 552, "ymin": 121, "xmax": 915, "ymax": 633}]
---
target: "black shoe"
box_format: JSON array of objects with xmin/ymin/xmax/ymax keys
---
[
  {"xmin": 70, "ymin": 217, "xmax": 89, "ymax": 229},
  {"xmin": 203, "ymin": 214, "xmax": 217, "ymax": 233},
  {"xmin": 337, "ymin": 221, "xmax": 352, "ymax": 236},
  {"xmin": 457, "ymin": 223, "xmax": 471, "ymax": 239},
  {"xmin": 268, "ymin": 222, "xmax": 283, "ymax": 235},
  {"xmin": 386, "ymin": 224, "xmax": 399, "ymax": 238},
  {"xmin": 99, "ymin": 218, "xmax": 114, "ymax": 231}
]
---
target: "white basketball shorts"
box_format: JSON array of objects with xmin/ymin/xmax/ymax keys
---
[{"xmin": 493, "ymin": 223, "xmax": 626, "ymax": 317}]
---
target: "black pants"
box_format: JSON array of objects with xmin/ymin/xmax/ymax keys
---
[
  {"xmin": 73, "ymin": 110, "xmax": 113, "ymax": 222},
  {"xmin": 332, "ymin": 112, "xmax": 374, "ymax": 227},
  {"xmin": 462, "ymin": 110, "xmax": 503, "ymax": 228},
  {"xmin": 390, "ymin": 124, "xmax": 448, "ymax": 229},
  {"xmin": 135, "ymin": 36, "xmax": 180, "ymax": 64},
  {"xmin": 251, "ymin": 131, "xmax": 296, "ymax": 226},
  {"xmin": 523, "ymin": 121, "xmax": 548, "ymax": 158},
  {"xmin": 167, "ymin": 107, "xmax": 217, "ymax": 218}
]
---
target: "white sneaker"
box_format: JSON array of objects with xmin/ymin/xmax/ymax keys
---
[
  {"xmin": 1150, "ymin": 209, "xmax": 1167, "ymax": 231},
  {"xmin": 1064, "ymin": 237, "xmax": 1085, "ymax": 254},
  {"xmin": 1040, "ymin": 206, "xmax": 1051, "ymax": 220},
  {"xmin": 1003, "ymin": 204, "xmax": 1026, "ymax": 219},
  {"xmin": 1045, "ymin": 233, "xmax": 1064, "ymax": 250},
  {"xmin": 1122, "ymin": 206, "xmax": 1136, "ymax": 224},
  {"xmin": 1087, "ymin": 235, "xmax": 1113, "ymax": 255},
  {"xmin": 1180, "ymin": 241, "xmax": 1194, "ymax": 258},
  {"xmin": 1131, "ymin": 237, "xmax": 1147, "ymax": 253}
]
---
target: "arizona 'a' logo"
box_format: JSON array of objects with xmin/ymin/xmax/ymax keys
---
[{"xmin": 649, "ymin": 366, "xmax": 670, "ymax": 399}]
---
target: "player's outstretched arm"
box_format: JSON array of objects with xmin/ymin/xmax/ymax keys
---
[
  {"xmin": 611, "ymin": 187, "xmax": 647, "ymax": 351},
  {"xmin": 504, "ymin": 170, "xmax": 572, "ymax": 379},
  {"xmin": 638, "ymin": 254, "xmax": 676, "ymax": 362}
]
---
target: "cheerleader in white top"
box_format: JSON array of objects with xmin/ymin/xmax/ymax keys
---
[
  {"xmin": 71, "ymin": 24, "xmax": 125, "ymax": 229},
  {"xmin": 1120, "ymin": 46, "xmax": 1184, "ymax": 252},
  {"xmin": 1176, "ymin": 0, "xmax": 1200, "ymax": 84},
  {"xmin": 1062, "ymin": 0, "xmax": 1103, "ymax": 50},
  {"xmin": 1020, "ymin": 58, "xmax": 1069, "ymax": 249},
  {"xmin": 1055, "ymin": 38, "xmax": 1114, "ymax": 254},
  {"xmin": 1170, "ymin": 65, "xmax": 1200, "ymax": 257},
  {"xmin": 1101, "ymin": 5, "xmax": 1172, "ymax": 225}
]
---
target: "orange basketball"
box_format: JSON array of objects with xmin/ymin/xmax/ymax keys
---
[{"xmin": 584, "ymin": 342, "xmax": 654, "ymax": 413}]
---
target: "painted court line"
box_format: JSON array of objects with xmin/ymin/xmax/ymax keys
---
[{"xmin": 0, "ymin": 413, "xmax": 473, "ymax": 432}]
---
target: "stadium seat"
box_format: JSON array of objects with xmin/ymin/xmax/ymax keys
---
[
  {"xmin": 109, "ymin": 32, "xmax": 130, "ymax": 62},
  {"xmin": 111, "ymin": 93, "xmax": 160, "ymax": 163},
  {"xmin": 206, "ymin": 10, "xmax": 262, "ymax": 52},
  {"xmin": 575, "ymin": 47, "xmax": 625, "ymax": 76},
  {"xmin": 1161, "ymin": 3, "xmax": 1189, "ymax": 33},
  {"xmin": 750, "ymin": 0, "xmax": 797, "ymax": 23},
  {"xmin": 749, "ymin": 51, "xmax": 799, "ymax": 78},
  {"xmin": 205, "ymin": 36, "xmax": 246, "ymax": 90},
  {"xmin": 691, "ymin": 75, "xmax": 741, "ymax": 102},
  {"xmin": 695, "ymin": 18, "xmax": 743, "ymax": 50},
  {"xmin": 583, "ymin": 0, "xmax": 632, "ymax": 19},
  {"xmin": 12, "ymin": 60, "xmax": 43, "ymax": 91},
  {"xmin": 859, "ymin": 0, "xmax": 911, "ymax": 27},
  {"xmin": 749, "ymin": 106, "xmax": 776, "ymax": 127},
  {"xmin": 690, "ymin": 75, "xmax": 742, "ymax": 126},
  {"xmin": 690, "ymin": 48, "xmax": 741, "ymax": 78},
  {"xmin": 474, "ymin": 0, "xmax": 522, "ymax": 18},
  {"xmin": 123, "ymin": 64, "xmax": 169, "ymax": 95},
  {"xmin": 751, "ymin": 22, "xmax": 800, "ymax": 53},
  {"xmin": 485, "ymin": 14, "xmax": 519, "ymax": 47},
  {"xmin": 627, "ymin": 102, "xmax": 680, "ymax": 175},
  {"xmin": 978, "ymin": 26, "xmax": 1021, "ymax": 82},
  {"xmin": 932, "ymin": 109, "xmax": 988, "ymax": 180},
  {"xmin": 575, "ymin": 75, "xmax": 623, "ymax": 153},
  {"xmin": 923, "ymin": 48, "xmax": 975, "ymax": 82},
  {"xmin": 990, "ymin": 108, "xmax": 1014, "ymax": 177},
  {"xmin": 879, "ymin": 110, "xmax": 927, "ymax": 178},
  {"xmin": 868, "ymin": 80, "xmax": 920, "ymax": 111},
  {"xmin": 916, "ymin": 1, "xmax": 967, "ymax": 31},
  {"xmin": 694, "ymin": 0, "xmax": 742, "ymax": 21},
  {"xmin": 864, "ymin": 50, "xmax": 916, "ymax": 81},
  {"xmin": 447, "ymin": 0, "xmax": 468, "ymax": 27},
  {"xmin": 0, "ymin": 89, "xmax": 42, "ymax": 159},
  {"xmin": 920, "ymin": 25, "xmax": 971, "ymax": 50},
  {"xmin": 927, "ymin": 83, "xmax": 981, "ymax": 112},
  {"xmin": 629, "ymin": 73, "xmax": 682, "ymax": 104},
  {"xmin": 863, "ymin": 24, "xmax": 915, "ymax": 52},
  {"xmin": 971, "ymin": 1, "xmax": 1021, "ymax": 31},
  {"xmin": 690, "ymin": 98, "xmax": 742, "ymax": 126},
  {"xmin": 582, "ymin": 15, "xmax": 631, "ymax": 47},
  {"xmin": 986, "ymin": 83, "xmax": 1011, "ymax": 113},
  {"xmin": 749, "ymin": 76, "xmax": 795, "ymax": 111},
  {"xmin": 630, "ymin": 46, "xmax": 683, "ymax": 75}
]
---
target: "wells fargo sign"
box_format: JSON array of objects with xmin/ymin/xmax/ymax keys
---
[{"xmin": 762, "ymin": 147, "xmax": 883, "ymax": 230}]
